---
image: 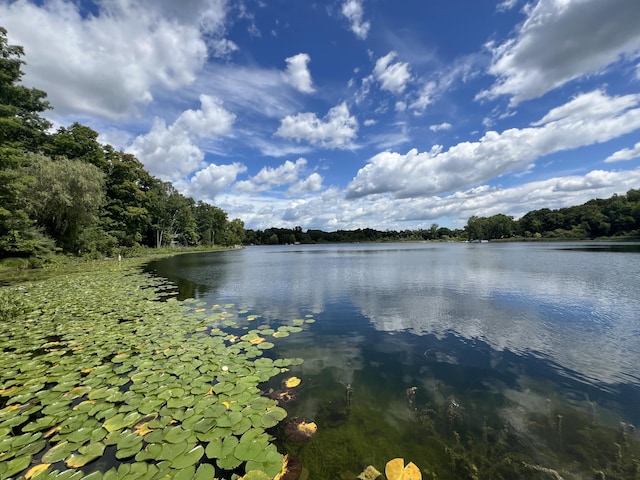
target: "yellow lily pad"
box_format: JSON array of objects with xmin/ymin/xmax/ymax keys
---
[
  {"xmin": 385, "ymin": 458, "xmax": 422, "ymax": 480},
  {"xmin": 284, "ymin": 377, "xmax": 301, "ymax": 388},
  {"xmin": 25, "ymin": 463, "xmax": 51, "ymax": 479}
]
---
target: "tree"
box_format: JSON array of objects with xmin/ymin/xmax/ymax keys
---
[
  {"xmin": 225, "ymin": 218, "xmax": 245, "ymax": 246},
  {"xmin": 44, "ymin": 123, "xmax": 108, "ymax": 170},
  {"xmin": 24, "ymin": 154, "xmax": 105, "ymax": 253},
  {"xmin": 195, "ymin": 202, "xmax": 227, "ymax": 246},
  {"xmin": 0, "ymin": 27, "xmax": 51, "ymax": 149},
  {"xmin": 0, "ymin": 27, "xmax": 56, "ymax": 258}
]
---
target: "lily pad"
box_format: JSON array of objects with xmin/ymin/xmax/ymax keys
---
[
  {"xmin": 170, "ymin": 445, "xmax": 204, "ymax": 469},
  {"xmin": 4, "ymin": 454, "xmax": 32, "ymax": 478},
  {"xmin": 41, "ymin": 441, "xmax": 76, "ymax": 463},
  {"xmin": 260, "ymin": 407, "xmax": 287, "ymax": 428}
]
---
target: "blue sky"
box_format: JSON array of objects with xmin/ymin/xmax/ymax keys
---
[{"xmin": 3, "ymin": 0, "xmax": 640, "ymax": 230}]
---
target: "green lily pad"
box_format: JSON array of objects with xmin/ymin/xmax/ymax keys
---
[
  {"xmin": 66, "ymin": 442, "xmax": 105, "ymax": 468},
  {"xmin": 163, "ymin": 426, "xmax": 192, "ymax": 444},
  {"xmin": 15, "ymin": 438, "xmax": 47, "ymax": 457},
  {"xmin": 234, "ymin": 436, "xmax": 264, "ymax": 461},
  {"xmin": 170, "ymin": 445, "xmax": 204, "ymax": 469},
  {"xmin": 246, "ymin": 447, "xmax": 285, "ymax": 478},
  {"xmin": 260, "ymin": 407, "xmax": 287, "ymax": 428},
  {"xmin": 4, "ymin": 454, "xmax": 32, "ymax": 478},
  {"xmin": 243, "ymin": 471, "xmax": 272, "ymax": 480},
  {"xmin": 102, "ymin": 412, "xmax": 141, "ymax": 432},
  {"xmin": 194, "ymin": 463, "xmax": 216, "ymax": 480},
  {"xmin": 41, "ymin": 441, "xmax": 76, "ymax": 463},
  {"xmin": 134, "ymin": 442, "xmax": 162, "ymax": 462}
]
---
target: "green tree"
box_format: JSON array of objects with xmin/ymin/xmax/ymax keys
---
[
  {"xmin": 0, "ymin": 27, "xmax": 51, "ymax": 149},
  {"xmin": 24, "ymin": 154, "xmax": 105, "ymax": 253},
  {"xmin": 102, "ymin": 148, "xmax": 154, "ymax": 247},
  {"xmin": 195, "ymin": 201, "xmax": 228, "ymax": 246},
  {"xmin": 225, "ymin": 218, "xmax": 245, "ymax": 246},
  {"xmin": 0, "ymin": 27, "xmax": 55, "ymax": 258},
  {"xmin": 44, "ymin": 122, "xmax": 108, "ymax": 170}
]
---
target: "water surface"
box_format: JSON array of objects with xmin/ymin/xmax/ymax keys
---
[{"xmin": 148, "ymin": 242, "xmax": 640, "ymax": 478}]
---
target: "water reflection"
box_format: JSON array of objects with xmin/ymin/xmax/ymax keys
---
[{"xmin": 148, "ymin": 243, "xmax": 640, "ymax": 478}]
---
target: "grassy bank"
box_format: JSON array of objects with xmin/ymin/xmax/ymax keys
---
[{"xmin": 0, "ymin": 255, "xmax": 301, "ymax": 480}]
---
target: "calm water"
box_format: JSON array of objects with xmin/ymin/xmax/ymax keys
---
[{"xmin": 148, "ymin": 242, "xmax": 640, "ymax": 479}]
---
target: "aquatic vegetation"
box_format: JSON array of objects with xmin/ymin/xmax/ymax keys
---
[
  {"xmin": 284, "ymin": 418, "xmax": 317, "ymax": 442},
  {"xmin": 0, "ymin": 260, "xmax": 306, "ymax": 479},
  {"xmin": 384, "ymin": 458, "xmax": 422, "ymax": 480},
  {"xmin": 284, "ymin": 377, "xmax": 301, "ymax": 388}
]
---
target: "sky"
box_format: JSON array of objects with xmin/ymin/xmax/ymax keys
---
[{"xmin": 2, "ymin": 0, "xmax": 640, "ymax": 231}]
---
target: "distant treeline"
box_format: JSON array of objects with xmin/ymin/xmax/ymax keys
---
[
  {"xmin": 1, "ymin": 28, "xmax": 243, "ymax": 264},
  {"xmin": 244, "ymin": 225, "xmax": 462, "ymax": 245},
  {"xmin": 246, "ymin": 189, "xmax": 640, "ymax": 245},
  {"xmin": 465, "ymin": 189, "xmax": 640, "ymax": 241}
]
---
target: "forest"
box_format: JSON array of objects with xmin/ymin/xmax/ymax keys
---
[
  {"xmin": 246, "ymin": 190, "xmax": 640, "ymax": 245},
  {"xmin": 0, "ymin": 27, "xmax": 244, "ymax": 265}
]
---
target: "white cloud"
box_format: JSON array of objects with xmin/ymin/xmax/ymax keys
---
[
  {"xmin": 410, "ymin": 81, "xmax": 437, "ymax": 114},
  {"xmin": 605, "ymin": 142, "xmax": 640, "ymax": 163},
  {"xmin": 363, "ymin": 119, "xmax": 377, "ymax": 126},
  {"xmin": 397, "ymin": 168, "xmax": 640, "ymax": 224},
  {"xmin": 341, "ymin": 0, "xmax": 370, "ymax": 40},
  {"xmin": 429, "ymin": 122, "xmax": 452, "ymax": 132},
  {"xmin": 188, "ymin": 162, "xmax": 248, "ymax": 201},
  {"xmin": 275, "ymin": 102, "xmax": 358, "ymax": 148},
  {"xmin": 373, "ymin": 51, "xmax": 412, "ymax": 94},
  {"xmin": 346, "ymin": 90, "xmax": 640, "ymax": 199},
  {"xmin": 221, "ymin": 164, "xmax": 640, "ymax": 232},
  {"xmin": 195, "ymin": 64, "xmax": 301, "ymax": 119},
  {"xmin": 282, "ymin": 53, "xmax": 315, "ymax": 93},
  {"xmin": 235, "ymin": 158, "xmax": 309, "ymax": 192},
  {"xmin": 288, "ymin": 173, "xmax": 324, "ymax": 196},
  {"xmin": 128, "ymin": 94, "xmax": 235, "ymax": 180},
  {"xmin": 0, "ymin": 0, "xmax": 231, "ymax": 119},
  {"xmin": 496, "ymin": 0, "xmax": 519, "ymax": 12},
  {"xmin": 479, "ymin": 0, "xmax": 640, "ymax": 106}
]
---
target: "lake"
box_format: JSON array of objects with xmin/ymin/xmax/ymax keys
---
[{"xmin": 147, "ymin": 242, "xmax": 640, "ymax": 479}]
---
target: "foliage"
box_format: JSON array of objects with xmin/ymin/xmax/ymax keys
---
[
  {"xmin": 23, "ymin": 153, "xmax": 106, "ymax": 253},
  {"xmin": 464, "ymin": 190, "xmax": 640, "ymax": 241},
  {"xmin": 0, "ymin": 27, "xmax": 243, "ymax": 261},
  {"xmin": 0, "ymin": 259, "xmax": 309, "ymax": 479},
  {"xmin": 245, "ymin": 225, "xmax": 464, "ymax": 245}
]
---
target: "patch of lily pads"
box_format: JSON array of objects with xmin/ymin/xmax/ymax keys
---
[{"xmin": 0, "ymin": 260, "xmax": 312, "ymax": 479}]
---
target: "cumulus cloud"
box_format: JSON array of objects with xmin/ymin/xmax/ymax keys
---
[
  {"xmin": 0, "ymin": 0, "xmax": 231, "ymax": 119},
  {"xmin": 224, "ymin": 162, "xmax": 640, "ymax": 231},
  {"xmin": 396, "ymin": 168, "xmax": 640, "ymax": 224},
  {"xmin": 341, "ymin": 0, "xmax": 370, "ymax": 40},
  {"xmin": 479, "ymin": 0, "xmax": 640, "ymax": 105},
  {"xmin": 346, "ymin": 90, "xmax": 640, "ymax": 199},
  {"xmin": 288, "ymin": 173, "xmax": 324, "ymax": 196},
  {"xmin": 188, "ymin": 162, "xmax": 248, "ymax": 200},
  {"xmin": 373, "ymin": 51, "xmax": 412, "ymax": 94},
  {"xmin": 128, "ymin": 95, "xmax": 235, "ymax": 180},
  {"xmin": 235, "ymin": 158, "xmax": 309, "ymax": 192},
  {"xmin": 275, "ymin": 102, "xmax": 358, "ymax": 148},
  {"xmin": 605, "ymin": 142, "xmax": 640, "ymax": 163},
  {"xmin": 429, "ymin": 122, "xmax": 452, "ymax": 132},
  {"xmin": 282, "ymin": 53, "xmax": 315, "ymax": 93}
]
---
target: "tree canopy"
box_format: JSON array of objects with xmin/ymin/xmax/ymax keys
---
[{"xmin": 0, "ymin": 27, "xmax": 243, "ymax": 262}]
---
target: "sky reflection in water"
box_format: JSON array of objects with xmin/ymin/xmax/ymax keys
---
[{"xmin": 148, "ymin": 242, "xmax": 640, "ymax": 477}]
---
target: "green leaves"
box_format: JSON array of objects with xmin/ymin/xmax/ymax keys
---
[{"xmin": 0, "ymin": 263, "xmax": 304, "ymax": 478}]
